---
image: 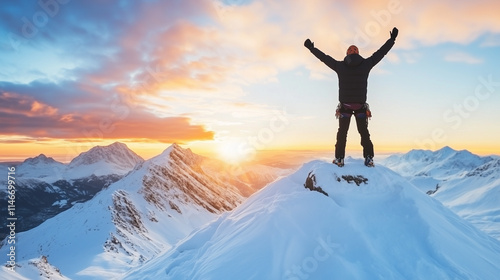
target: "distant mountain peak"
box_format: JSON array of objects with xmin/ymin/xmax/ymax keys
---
[
  {"xmin": 148, "ymin": 143, "xmax": 200, "ymax": 168},
  {"xmin": 1, "ymin": 142, "xmax": 244, "ymax": 279},
  {"xmin": 70, "ymin": 142, "xmax": 138, "ymax": 163},
  {"xmin": 23, "ymin": 154, "xmax": 60, "ymax": 165},
  {"xmin": 437, "ymin": 145, "xmax": 455, "ymax": 153},
  {"xmin": 382, "ymin": 146, "xmax": 494, "ymax": 180},
  {"xmin": 171, "ymin": 142, "xmax": 181, "ymax": 149},
  {"xmin": 16, "ymin": 154, "xmax": 66, "ymax": 179},
  {"xmin": 109, "ymin": 141, "xmax": 127, "ymax": 147},
  {"xmin": 66, "ymin": 142, "xmax": 144, "ymax": 178},
  {"xmin": 169, "ymin": 143, "xmax": 195, "ymax": 157},
  {"xmin": 72, "ymin": 142, "xmax": 141, "ymax": 163}
]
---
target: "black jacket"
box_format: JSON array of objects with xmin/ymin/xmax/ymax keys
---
[{"xmin": 310, "ymin": 38, "xmax": 395, "ymax": 103}]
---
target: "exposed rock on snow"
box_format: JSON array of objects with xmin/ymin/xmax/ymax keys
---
[
  {"xmin": 27, "ymin": 256, "xmax": 69, "ymax": 280},
  {"xmin": 124, "ymin": 159, "xmax": 500, "ymax": 280},
  {"xmin": 0, "ymin": 142, "xmax": 144, "ymax": 240},
  {"xmin": 0, "ymin": 144, "xmax": 244, "ymax": 279}
]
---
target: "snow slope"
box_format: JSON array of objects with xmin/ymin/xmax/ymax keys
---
[
  {"xmin": 0, "ymin": 144, "xmax": 243, "ymax": 279},
  {"xmin": 0, "ymin": 142, "xmax": 145, "ymax": 240},
  {"xmin": 432, "ymin": 158, "xmax": 500, "ymax": 240},
  {"xmin": 125, "ymin": 159, "xmax": 500, "ymax": 280},
  {"xmin": 381, "ymin": 147, "xmax": 500, "ymax": 240}
]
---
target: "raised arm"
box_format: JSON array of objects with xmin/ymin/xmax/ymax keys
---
[
  {"xmin": 304, "ymin": 39, "xmax": 339, "ymax": 71},
  {"xmin": 369, "ymin": 27, "xmax": 398, "ymax": 67}
]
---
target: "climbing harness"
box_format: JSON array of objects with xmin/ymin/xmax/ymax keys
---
[{"xmin": 336, "ymin": 103, "xmax": 372, "ymax": 120}]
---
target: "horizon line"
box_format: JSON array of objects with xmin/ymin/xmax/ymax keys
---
[{"xmin": 2, "ymin": 145, "xmax": 499, "ymax": 164}]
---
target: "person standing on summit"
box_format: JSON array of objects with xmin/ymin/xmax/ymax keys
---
[{"xmin": 304, "ymin": 27, "xmax": 398, "ymax": 167}]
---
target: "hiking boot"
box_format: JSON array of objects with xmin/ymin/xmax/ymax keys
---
[
  {"xmin": 364, "ymin": 156, "xmax": 374, "ymax": 167},
  {"xmin": 332, "ymin": 158, "xmax": 344, "ymax": 167}
]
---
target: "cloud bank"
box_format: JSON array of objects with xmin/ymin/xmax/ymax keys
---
[{"xmin": 0, "ymin": 0, "xmax": 498, "ymax": 144}]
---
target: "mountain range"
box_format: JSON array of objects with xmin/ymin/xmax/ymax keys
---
[
  {"xmin": 0, "ymin": 142, "xmax": 144, "ymax": 240},
  {"xmin": 0, "ymin": 143, "xmax": 245, "ymax": 279},
  {"xmin": 124, "ymin": 159, "xmax": 500, "ymax": 279},
  {"xmin": 381, "ymin": 146, "xmax": 500, "ymax": 240},
  {"xmin": 1, "ymin": 145, "xmax": 499, "ymax": 279},
  {"xmin": 0, "ymin": 141, "xmax": 285, "ymax": 242}
]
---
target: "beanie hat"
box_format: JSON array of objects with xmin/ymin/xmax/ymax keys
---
[{"xmin": 346, "ymin": 45, "xmax": 359, "ymax": 55}]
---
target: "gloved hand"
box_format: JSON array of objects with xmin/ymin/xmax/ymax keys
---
[
  {"xmin": 304, "ymin": 39, "xmax": 314, "ymax": 50},
  {"xmin": 390, "ymin": 27, "xmax": 398, "ymax": 40}
]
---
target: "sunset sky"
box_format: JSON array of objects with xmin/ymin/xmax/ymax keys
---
[{"xmin": 1, "ymin": 0, "xmax": 499, "ymax": 163}]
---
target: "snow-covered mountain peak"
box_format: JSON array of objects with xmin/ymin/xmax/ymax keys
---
[
  {"xmin": 125, "ymin": 159, "xmax": 500, "ymax": 279},
  {"xmin": 66, "ymin": 142, "xmax": 144, "ymax": 178},
  {"xmin": 147, "ymin": 145, "xmax": 175, "ymax": 167},
  {"xmin": 147, "ymin": 143, "xmax": 201, "ymax": 169},
  {"xmin": 69, "ymin": 142, "xmax": 141, "ymax": 166},
  {"xmin": 126, "ymin": 159, "xmax": 500, "ymax": 279},
  {"xmin": 22, "ymin": 154, "xmax": 59, "ymax": 165},
  {"xmin": 140, "ymin": 143, "xmax": 241, "ymax": 215},
  {"xmin": 435, "ymin": 145, "xmax": 455, "ymax": 157},
  {"xmin": 16, "ymin": 154, "xmax": 66, "ymax": 179},
  {"xmin": 1, "ymin": 143, "xmax": 244, "ymax": 279},
  {"xmin": 382, "ymin": 146, "xmax": 492, "ymax": 179}
]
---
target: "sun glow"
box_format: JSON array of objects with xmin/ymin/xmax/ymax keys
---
[{"xmin": 216, "ymin": 140, "xmax": 252, "ymax": 165}]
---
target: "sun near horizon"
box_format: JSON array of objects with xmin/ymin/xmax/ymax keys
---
[
  {"xmin": 1, "ymin": 1, "xmax": 499, "ymax": 164},
  {"xmin": 1, "ymin": 139, "xmax": 499, "ymax": 167}
]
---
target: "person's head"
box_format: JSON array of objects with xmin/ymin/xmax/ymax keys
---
[{"xmin": 346, "ymin": 45, "xmax": 359, "ymax": 55}]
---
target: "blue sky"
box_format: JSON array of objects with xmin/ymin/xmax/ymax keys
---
[{"xmin": 0, "ymin": 0, "xmax": 499, "ymax": 162}]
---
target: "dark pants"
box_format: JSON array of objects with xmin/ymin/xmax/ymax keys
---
[{"xmin": 335, "ymin": 104, "xmax": 374, "ymax": 159}]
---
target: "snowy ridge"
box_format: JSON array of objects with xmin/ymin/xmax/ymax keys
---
[
  {"xmin": 382, "ymin": 146, "xmax": 492, "ymax": 179},
  {"xmin": 0, "ymin": 142, "xmax": 145, "ymax": 240},
  {"xmin": 467, "ymin": 157, "xmax": 500, "ymax": 178},
  {"xmin": 141, "ymin": 144, "xmax": 242, "ymax": 214},
  {"xmin": 0, "ymin": 144, "xmax": 243, "ymax": 279},
  {"xmin": 124, "ymin": 159, "xmax": 500, "ymax": 280},
  {"xmin": 381, "ymin": 148, "xmax": 500, "ymax": 241},
  {"xmin": 4, "ymin": 142, "xmax": 144, "ymax": 185},
  {"xmin": 433, "ymin": 158, "xmax": 500, "ymax": 240}
]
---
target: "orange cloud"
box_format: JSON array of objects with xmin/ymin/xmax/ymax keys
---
[
  {"xmin": 4, "ymin": 0, "xmax": 499, "ymax": 150},
  {"xmin": 0, "ymin": 92, "xmax": 58, "ymax": 117},
  {"xmin": 30, "ymin": 100, "xmax": 58, "ymax": 116},
  {"xmin": 0, "ymin": 90, "xmax": 215, "ymax": 144},
  {"xmin": 210, "ymin": 0, "xmax": 499, "ymax": 78},
  {"xmin": 105, "ymin": 117, "xmax": 214, "ymax": 143}
]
